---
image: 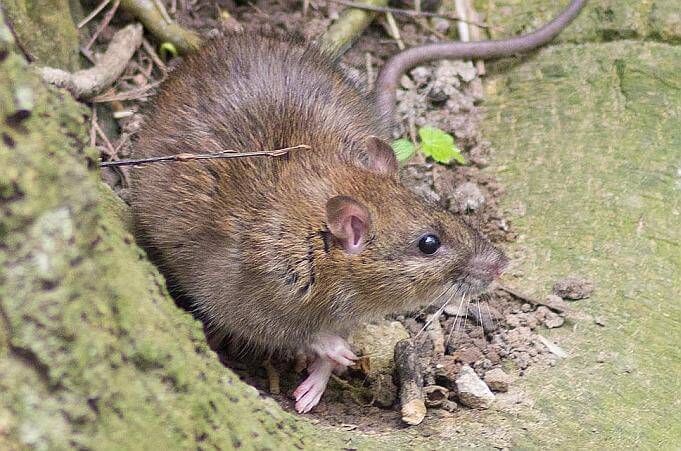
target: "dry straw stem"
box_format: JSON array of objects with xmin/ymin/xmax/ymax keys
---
[
  {"xmin": 99, "ymin": 144, "xmax": 311, "ymax": 167},
  {"xmin": 326, "ymin": 0, "xmax": 489, "ymax": 28},
  {"xmin": 39, "ymin": 23, "xmax": 143, "ymax": 99},
  {"xmin": 120, "ymin": 0, "xmax": 201, "ymax": 54}
]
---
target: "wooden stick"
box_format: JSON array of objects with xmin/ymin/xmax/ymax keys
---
[
  {"xmin": 99, "ymin": 144, "xmax": 311, "ymax": 168},
  {"xmin": 395, "ymin": 339, "xmax": 426, "ymax": 426},
  {"xmin": 78, "ymin": 0, "xmax": 111, "ymax": 28},
  {"xmin": 40, "ymin": 23, "xmax": 143, "ymax": 99}
]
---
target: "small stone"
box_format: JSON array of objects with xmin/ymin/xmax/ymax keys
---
[
  {"xmin": 553, "ymin": 276, "xmax": 594, "ymax": 300},
  {"xmin": 451, "ymin": 182, "xmax": 485, "ymax": 212},
  {"xmin": 442, "ymin": 399, "xmax": 459, "ymax": 412},
  {"xmin": 505, "ymin": 314, "xmax": 521, "ymax": 328},
  {"xmin": 515, "ymin": 352, "xmax": 531, "ymax": 370},
  {"xmin": 455, "ymin": 365, "xmax": 495, "ymax": 409},
  {"xmin": 452, "ymin": 347, "xmax": 484, "ymax": 365},
  {"xmin": 410, "ymin": 66, "xmax": 432, "ymax": 86},
  {"xmin": 484, "ymin": 368, "xmax": 513, "ymax": 392},
  {"xmin": 424, "ymin": 385, "xmax": 449, "ymax": 407},
  {"xmin": 544, "ymin": 294, "xmax": 571, "ymax": 314},
  {"xmin": 594, "ymin": 316, "xmax": 606, "ymax": 327},
  {"xmin": 543, "ymin": 309, "xmax": 565, "ymax": 329},
  {"xmin": 521, "ymin": 303, "xmax": 532, "ymax": 313}
]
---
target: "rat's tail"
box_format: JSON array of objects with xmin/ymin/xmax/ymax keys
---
[{"xmin": 374, "ymin": 0, "xmax": 587, "ymax": 120}]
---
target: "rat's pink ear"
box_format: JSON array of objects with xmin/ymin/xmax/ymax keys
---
[
  {"xmin": 363, "ymin": 136, "xmax": 398, "ymax": 176},
  {"xmin": 326, "ymin": 196, "xmax": 371, "ymax": 254}
]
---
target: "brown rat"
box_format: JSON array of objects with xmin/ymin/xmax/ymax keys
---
[{"xmin": 129, "ymin": 2, "xmax": 584, "ymax": 413}]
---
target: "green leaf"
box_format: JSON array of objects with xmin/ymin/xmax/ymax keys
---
[
  {"xmin": 391, "ymin": 138, "xmax": 416, "ymax": 162},
  {"xmin": 418, "ymin": 126, "xmax": 466, "ymax": 164}
]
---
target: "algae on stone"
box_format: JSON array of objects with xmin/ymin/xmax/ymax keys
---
[
  {"xmin": 483, "ymin": 39, "xmax": 681, "ymax": 449},
  {"xmin": 2, "ymin": 0, "xmax": 82, "ymax": 70}
]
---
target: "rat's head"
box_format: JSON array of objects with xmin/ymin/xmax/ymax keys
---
[{"xmin": 317, "ymin": 137, "xmax": 508, "ymax": 317}]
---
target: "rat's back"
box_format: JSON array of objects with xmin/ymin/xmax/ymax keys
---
[{"xmin": 134, "ymin": 33, "xmax": 387, "ymax": 162}]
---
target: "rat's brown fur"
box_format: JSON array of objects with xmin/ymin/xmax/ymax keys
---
[{"xmin": 130, "ymin": 33, "xmax": 505, "ymax": 356}]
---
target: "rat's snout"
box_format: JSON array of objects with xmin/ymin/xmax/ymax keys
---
[{"xmin": 467, "ymin": 247, "xmax": 508, "ymax": 285}]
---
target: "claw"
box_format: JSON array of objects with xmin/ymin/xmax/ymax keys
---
[{"xmin": 293, "ymin": 358, "xmax": 333, "ymax": 413}]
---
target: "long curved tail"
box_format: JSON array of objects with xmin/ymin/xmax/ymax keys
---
[{"xmin": 374, "ymin": 0, "xmax": 587, "ymax": 119}]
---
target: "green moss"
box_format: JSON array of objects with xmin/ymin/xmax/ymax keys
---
[
  {"xmin": 2, "ymin": 0, "xmax": 81, "ymax": 70},
  {"xmin": 483, "ymin": 40, "xmax": 681, "ymax": 447},
  {"xmin": 0, "ymin": 12, "xmax": 342, "ymax": 449},
  {"xmin": 482, "ymin": 0, "xmax": 680, "ymax": 45}
]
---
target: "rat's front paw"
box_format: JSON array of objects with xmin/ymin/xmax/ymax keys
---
[
  {"xmin": 309, "ymin": 333, "xmax": 357, "ymax": 367},
  {"xmin": 293, "ymin": 357, "xmax": 333, "ymax": 413}
]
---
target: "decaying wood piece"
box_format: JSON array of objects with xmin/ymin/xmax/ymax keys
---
[
  {"xmin": 394, "ymin": 339, "xmax": 426, "ymax": 425},
  {"xmin": 39, "ymin": 23, "xmax": 143, "ymax": 99}
]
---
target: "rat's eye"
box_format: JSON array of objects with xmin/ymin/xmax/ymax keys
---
[{"xmin": 418, "ymin": 234, "xmax": 440, "ymax": 255}]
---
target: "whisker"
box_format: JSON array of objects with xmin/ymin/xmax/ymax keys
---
[
  {"xmin": 415, "ymin": 285, "xmax": 456, "ymax": 338},
  {"xmin": 445, "ymin": 292, "xmax": 468, "ymax": 348}
]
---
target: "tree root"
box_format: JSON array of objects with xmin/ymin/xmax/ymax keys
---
[
  {"xmin": 120, "ymin": 0, "xmax": 201, "ymax": 54},
  {"xmin": 39, "ymin": 23, "xmax": 143, "ymax": 99}
]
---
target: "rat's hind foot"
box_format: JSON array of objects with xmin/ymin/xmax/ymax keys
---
[
  {"xmin": 309, "ymin": 333, "xmax": 357, "ymax": 367},
  {"xmin": 293, "ymin": 357, "xmax": 333, "ymax": 413}
]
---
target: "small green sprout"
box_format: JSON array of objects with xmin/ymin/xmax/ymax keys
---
[
  {"xmin": 159, "ymin": 42, "xmax": 179, "ymax": 62},
  {"xmin": 391, "ymin": 126, "xmax": 466, "ymax": 165},
  {"xmin": 391, "ymin": 138, "xmax": 416, "ymax": 163}
]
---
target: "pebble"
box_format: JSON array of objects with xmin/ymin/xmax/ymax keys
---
[
  {"xmin": 484, "ymin": 368, "xmax": 514, "ymax": 392},
  {"xmin": 455, "ymin": 365, "xmax": 495, "ymax": 409},
  {"xmin": 452, "ymin": 182, "xmax": 486, "ymax": 212},
  {"xmin": 544, "ymin": 294, "xmax": 571, "ymax": 314},
  {"xmin": 553, "ymin": 276, "xmax": 594, "ymax": 300}
]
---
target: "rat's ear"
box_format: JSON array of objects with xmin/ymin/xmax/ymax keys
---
[
  {"xmin": 363, "ymin": 136, "xmax": 398, "ymax": 176},
  {"xmin": 326, "ymin": 195, "xmax": 371, "ymax": 254}
]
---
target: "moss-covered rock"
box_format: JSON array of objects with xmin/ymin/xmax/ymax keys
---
[
  {"xmin": 0, "ymin": 11, "xmax": 337, "ymax": 449},
  {"xmin": 483, "ymin": 36, "xmax": 681, "ymax": 451},
  {"xmin": 2, "ymin": 0, "xmax": 82, "ymax": 70},
  {"xmin": 483, "ymin": 0, "xmax": 681, "ymax": 44}
]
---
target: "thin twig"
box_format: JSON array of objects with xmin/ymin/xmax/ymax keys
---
[
  {"xmin": 85, "ymin": 0, "xmax": 121, "ymax": 51},
  {"xmin": 90, "ymin": 106, "xmax": 98, "ymax": 148},
  {"xmin": 365, "ymin": 52, "xmax": 374, "ymax": 92},
  {"xmin": 142, "ymin": 38, "xmax": 167, "ymax": 72},
  {"xmin": 497, "ymin": 284, "xmax": 569, "ymax": 314},
  {"xmin": 464, "ymin": 0, "xmax": 485, "ymax": 75},
  {"xmin": 153, "ymin": 0, "xmax": 173, "ymax": 23},
  {"xmin": 78, "ymin": 0, "xmax": 111, "ymax": 28},
  {"xmin": 263, "ymin": 360, "xmax": 280, "ymax": 395},
  {"xmin": 93, "ymin": 119, "xmax": 116, "ymax": 157},
  {"xmin": 91, "ymin": 81, "xmax": 162, "ymax": 102},
  {"xmin": 325, "ymin": 0, "xmax": 489, "ymax": 28},
  {"xmin": 453, "ymin": 0, "xmax": 470, "ymax": 42},
  {"xmin": 99, "ymin": 144, "xmax": 311, "ymax": 167},
  {"xmin": 384, "ymin": 12, "xmax": 405, "ymax": 50},
  {"xmin": 121, "ymin": 0, "xmax": 201, "ymax": 54}
]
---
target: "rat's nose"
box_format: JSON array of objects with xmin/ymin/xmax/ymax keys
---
[{"xmin": 467, "ymin": 249, "xmax": 508, "ymax": 284}]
